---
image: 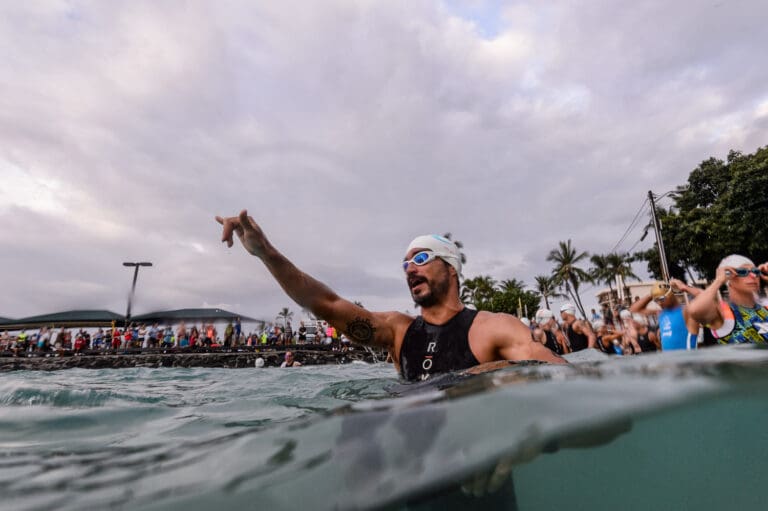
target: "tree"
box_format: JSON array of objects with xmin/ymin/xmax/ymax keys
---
[
  {"xmin": 460, "ymin": 275, "xmax": 497, "ymax": 310},
  {"xmin": 589, "ymin": 254, "xmax": 613, "ymax": 294},
  {"xmin": 547, "ymin": 239, "xmax": 591, "ymax": 318},
  {"xmin": 635, "ymin": 146, "xmax": 768, "ymax": 281},
  {"xmin": 533, "ymin": 275, "xmax": 561, "ymax": 310},
  {"xmin": 608, "ymin": 252, "xmax": 640, "ymax": 305},
  {"xmin": 277, "ymin": 307, "xmax": 293, "ymax": 328},
  {"xmin": 590, "ymin": 252, "xmax": 639, "ymax": 305},
  {"xmin": 461, "ymin": 275, "xmax": 540, "ymax": 317}
]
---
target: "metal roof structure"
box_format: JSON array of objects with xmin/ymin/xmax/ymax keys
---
[
  {"xmin": 130, "ymin": 308, "xmax": 263, "ymax": 324},
  {"xmin": 0, "ymin": 309, "xmax": 263, "ymax": 330},
  {"xmin": 0, "ymin": 310, "xmax": 124, "ymax": 330}
]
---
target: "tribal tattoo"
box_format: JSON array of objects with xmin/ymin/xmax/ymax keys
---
[{"xmin": 346, "ymin": 317, "xmax": 376, "ymax": 343}]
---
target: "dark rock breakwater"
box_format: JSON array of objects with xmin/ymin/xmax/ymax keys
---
[{"xmin": 0, "ymin": 348, "xmax": 383, "ymax": 371}]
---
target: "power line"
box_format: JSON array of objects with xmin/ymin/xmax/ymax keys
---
[{"xmin": 609, "ymin": 197, "xmax": 649, "ymax": 254}]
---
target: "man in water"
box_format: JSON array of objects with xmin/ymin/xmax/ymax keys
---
[
  {"xmin": 558, "ymin": 303, "xmax": 596, "ymax": 352},
  {"xmin": 216, "ymin": 210, "xmax": 565, "ymax": 381},
  {"xmin": 688, "ymin": 255, "xmax": 768, "ymax": 344},
  {"xmin": 630, "ymin": 279, "xmax": 701, "ymax": 351},
  {"xmin": 280, "ymin": 351, "xmax": 302, "ymax": 367}
]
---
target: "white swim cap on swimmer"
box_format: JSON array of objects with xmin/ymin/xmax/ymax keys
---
[
  {"xmin": 255, "ymin": 357, "xmax": 265, "ymax": 368},
  {"xmin": 718, "ymin": 254, "xmax": 754, "ymax": 269},
  {"xmin": 406, "ymin": 234, "xmax": 462, "ymax": 276},
  {"xmin": 619, "ymin": 309, "xmax": 632, "ymax": 320},
  {"xmin": 631, "ymin": 313, "xmax": 648, "ymax": 325},
  {"xmin": 559, "ymin": 303, "xmax": 576, "ymax": 315},
  {"xmin": 592, "ymin": 320, "xmax": 605, "ymax": 330},
  {"xmin": 535, "ymin": 309, "xmax": 554, "ymax": 323}
]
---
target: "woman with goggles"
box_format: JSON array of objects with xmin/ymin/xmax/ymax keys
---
[
  {"xmin": 216, "ymin": 211, "xmax": 567, "ymax": 381},
  {"xmin": 688, "ymin": 254, "xmax": 768, "ymax": 344}
]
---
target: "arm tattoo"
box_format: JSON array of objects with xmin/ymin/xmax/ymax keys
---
[{"xmin": 346, "ymin": 317, "xmax": 376, "ymax": 343}]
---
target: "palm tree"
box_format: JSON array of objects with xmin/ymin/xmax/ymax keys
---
[
  {"xmin": 534, "ymin": 275, "xmax": 561, "ymax": 310},
  {"xmin": 589, "ymin": 254, "xmax": 614, "ymax": 294},
  {"xmin": 547, "ymin": 239, "xmax": 591, "ymax": 317},
  {"xmin": 607, "ymin": 252, "xmax": 640, "ymax": 305},
  {"xmin": 499, "ymin": 278, "xmax": 526, "ymax": 293},
  {"xmin": 277, "ymin": 307, "xmax": 293, "ymax": 328},
  {"xmin": 460, "ymin": 275, "xmax": 497, "ymax": 309}
]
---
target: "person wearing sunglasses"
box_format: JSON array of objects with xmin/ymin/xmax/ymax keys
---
[
  {"xmin": 688, "ymin": 254, "xmax": 768, "ymax": 344},
  {"xmin": 629, "ymin": 278, "xmax": 701, "ymax": 351},
  {"xmin": 216, "ymin": 210, "xmax": 566, "ymax": 381}
]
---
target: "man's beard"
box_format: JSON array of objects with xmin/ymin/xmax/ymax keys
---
[{"xmin": 410, "ymin": 275, "xmax": 450, "ymax": 308}]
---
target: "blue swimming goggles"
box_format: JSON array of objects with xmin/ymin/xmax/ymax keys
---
[
  {"xmin": 731, "ymin": 267, "xmax": 762, "ymax": 278},
  {"xmin": 402, "ymin": 250, "xmax": 443, "ymax": 271}
]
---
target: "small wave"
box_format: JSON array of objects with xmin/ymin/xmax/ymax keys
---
[{"xmin": 0, "ymin": 386, "xmax": 164, "ymax": 408}]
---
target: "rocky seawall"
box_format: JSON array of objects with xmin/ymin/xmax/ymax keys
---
[{"xmin": 0, "ymin": 347, "xmax": 384, "ymax": 371}]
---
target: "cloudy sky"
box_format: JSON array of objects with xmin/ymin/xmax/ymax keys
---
[{"xmin": 2, "ymin": 0, "xmax": 767, "ymax": 322}]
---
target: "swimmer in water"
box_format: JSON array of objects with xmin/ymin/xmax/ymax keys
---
[{"xmin": 216, "ymin": 210, "xmax": 566, "ymax": 381}]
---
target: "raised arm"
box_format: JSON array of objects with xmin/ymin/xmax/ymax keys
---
[
  {"xmin": 687, "ymin": 267, "xmax": 729, "ymax": 329},
  {"xmin": 216, "ymin": 210, "xmax": 406, "ymax": 349},
  {"xmin": 670, "ymin": 278, "xmax": 703, "ymax": 298},
  {"xmin": 630, "ymin": 294, "xmax": 654, "ymax": 315}
]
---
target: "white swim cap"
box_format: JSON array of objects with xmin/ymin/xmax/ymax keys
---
[
  {"xmin": 254, "ymin": 357, "xmax": 265, "ymax": 368},
  {"xmin": 406, "ymin": 235, "xmax": 462, "ymax": 276},
  {"xmin": 592, "ymin": 320, "xmax": 605, "ymax": 330},
  {"xmin": 619, "ymin": 309, "xmax": 632, "ymax": 320},
  {"xmin": 559, "ymin": 303, "xmax": 576, "ymax": 315},
  {"xmin": 520, "ymin": 317, "xmax": 531, "ymax": 327},
  {"xmin": 718, "ymin": 254, "xmax": 754, "ymax": 269},
  {"xmin": 631, "ymin": 313, "xmax": 648, "ymax": 325},
  {"xmin": 535, "ymin": 309, "xmax": 554, "ymax": 323}
]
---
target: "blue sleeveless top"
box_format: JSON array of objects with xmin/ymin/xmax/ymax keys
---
[{"xmin": 659, "ymin": 307, "xmax": 697, "ymax": 351}]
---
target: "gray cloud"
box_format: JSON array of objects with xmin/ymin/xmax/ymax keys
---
[{"xmin": 1, "ymin": 1, "xmax": 766, "ymax": 319}]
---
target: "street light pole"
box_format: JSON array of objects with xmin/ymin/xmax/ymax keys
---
[{"xmin": 123, "ymin": 262, "xmax": 152, "ymax": 326}]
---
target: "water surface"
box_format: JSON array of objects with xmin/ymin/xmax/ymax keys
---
[{"xmin": 2, "ymin": 347, "xmax": 767, "ymax": 510}]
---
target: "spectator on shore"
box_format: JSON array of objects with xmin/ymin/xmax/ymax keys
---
[
  {"xmin": 688, "ymin": 255, "xmax": 768, "ymax": 344},
  {"xmin": 298, "ymin": 321, "xmax": 307, "ymax": 344},
  {"xmin": 189, "ymin": 326, "xmax": 199, "ymax": 348},
  {"xmin": 162, "ymin": 327, "xmax": 174, "ymax": 348},
  {"xmin": 93, "ymin": 328, "xmax": 104, "ymax": 349},
  {"xmin": 205, "ymin": 323, "xmax": 216, "ymax": 347},
  {"xmin": 123, "ymin": 328, "xmax": 133, "ymax": 349},
  {"xmin": 224, "ymin": 322, "xmax": 234, "ymax": 347}
]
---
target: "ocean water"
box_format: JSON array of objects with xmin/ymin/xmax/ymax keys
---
[{"xmin": 1, "ymin": 346, "xmax": 768, "ymax": 511}]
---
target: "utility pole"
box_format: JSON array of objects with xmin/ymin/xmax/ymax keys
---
[
  {"xmin": 123, "ymin": 262, "xmax": 153, "ymax": 326},
  {"xmin": 647, "ymin": 190, "xmax": 670, "ymax": 282}
]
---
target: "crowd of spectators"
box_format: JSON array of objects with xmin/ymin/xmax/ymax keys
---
[{"xmin": 0, "ymin": 318, "xmax": 352, "ymax": 356}]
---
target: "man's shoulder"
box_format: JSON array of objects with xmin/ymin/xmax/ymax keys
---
[{"xmin": 471, "ymin": 310, "xmax": 527, "ymax": 336}]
